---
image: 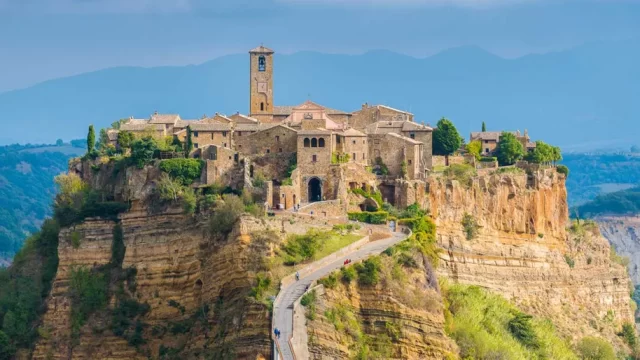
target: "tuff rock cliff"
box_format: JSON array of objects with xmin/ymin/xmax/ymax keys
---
[
  {"xmin": 428, "ymin": 168, "xmax": 634, "ymax": 348},
  {"xmin": 598, "ymin": 216, "xmax": 640, "ymax": 286}
]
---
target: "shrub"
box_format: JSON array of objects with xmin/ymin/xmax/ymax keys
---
[
  {"xmin": 496, "ymin": 132, "xmax": 524, "ymax": 166},
  {"xmin": 300, "ymin": 290, "xmax": 318, "ymax": 320},
  {"xmin": 397, "ymin": 253, "xmax": 418, "ymax": 268},
  {"xmin": 576, "ymin": 337, "xmax": 616, "ymax": 360},
  {"xmin": 130, "ymin": 137, "xmax": 158, "ymax": 169},
  {"xmin": 281, "ymin": 178, "xmax": 293, "ymax": 186},
  {"xmin": 461, "ymin": 213, "xmax": 480, "ymax": 240},
  {"xmin": 181, "ymin": 187, "xmax": 196, "ymax": 214},
  {"xmin": 374, "ymin": 157, "xmax": 390, "ymax": 175},
  {"xmin": 281, "ymin": 230, "xmax": 330, "ymax": 264},
  {"xmin": 319, "ymin": 273, "xmax": 338, "ymax": 289},
  {"xmin": 209, "ymin": 194, "xmax": 245, "ymax": 237},
  {"xmin": 619, "ymin": 322, "xmax": 637, "ymax": 347},
  {"xmin": 341, "ymin": 266, "xmax": 357, "ymax": 283},
  {"xmin": 508, "ymin": 312, "xmax": 539, "ymax": 349},
  {"xmin": 249, "ymin": 273, "xmax": 271, "ymax": 300},
  {"xmin": 252, "ymin": 171, "xmax": 267, "ymax": 187},
  {"xmin": 564, "ymin": 254, "xmax": 575, "ymax": 268},
  {"xmin": 480, "ymin": 156, "xmax": 497, "ymax": 162},
  {"xmin": 159, "ymin": 158, "xmax": 203, "ymax": 185},
  {"xmin": 444, "ymin": 163, "xmax": 476, "ymax": 187},
  {"xmin": 557, "ymin": 165, "xmax": 569, "ymax": 177},
  {"xmin": 69, "ymin": 266, "xmax": 108, "ymax": 338},
  {"xmin": 71, "ymin": 231, "xmax": 82, "ymax": 249},
  {"xmin": 347, "ymin": 211, "xmax": 388, "ymax": 224},
  {"xmin": 355, "ymin": 257, "xmax": 382, "ymax": 286}
]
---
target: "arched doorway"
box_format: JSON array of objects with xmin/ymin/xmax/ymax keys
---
[{"xmin": 308, "ymin": 178, "xmax": 321, "ymax": 202}]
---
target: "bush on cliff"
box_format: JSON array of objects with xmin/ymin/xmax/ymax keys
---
[
  {"xmin": 348, "ymin": 211, "xmax": 388, "ymax": 224},
  {"xmin": 130, "ymin": 136, "xmax": 158, "ymax": 169},
  {"xmin": 496, "ymin": 132, "xmax": 525, "ymax": 166},
  {"xmin": 576, "ymin": 337, "xmax": 615, "ymax": 360},
  {"xmin": 159, "ymin": 158, "xmax": 203, "ymax": 186},
  {"xmin": 209, "ymin": 194, "xmax": 245, "ymax": 237},
  {"xmin": 443, "ymin": 163, "xmax": 477, "ymax": 187}
]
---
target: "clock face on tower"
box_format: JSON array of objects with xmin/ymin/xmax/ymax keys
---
[{"xmin": 258, "ymin": 82, "xmax": 267, "ymax": 94}]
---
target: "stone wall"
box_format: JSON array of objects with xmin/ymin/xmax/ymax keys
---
[
  {"xmin": 236, "ymin": 125, "xmax": 297, "ymax": 156},
  {"xmin": 342, "ymin": 135, "xmax": 369, "ymax": 166},
  {"xmin": 199, "ymin": 146, "xmax": 241, "ymax": 187},
  {"xmin": 432, "ymin": 155, "xmax": 466, "ymax": 167}
]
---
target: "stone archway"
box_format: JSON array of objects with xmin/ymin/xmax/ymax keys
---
[{"xmin": 308, "ymin": 177, "xmax": 322, "ymax": 203}]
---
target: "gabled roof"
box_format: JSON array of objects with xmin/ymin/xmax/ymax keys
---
[
  {"xmin": 293, "ymin": 100, "xmax": 325, "ymax": 111},
  {"xmin": 248, "ymin": 124, "xmax": 297, "ymax": 136},
  {"xmin": 274, "ymin": 101, "xmax": 351, "ymax": 116},
  {"xmin": 234, "ymin": 123, "xmax": 277, "ymax": 132},
  {"xmin": 298, "ymin": 129, "xmax": 333, "ymax": 135},
  {"xmin": 189, "ymin": 123, "xmax": 232, "ymax": 132},
  {"xmin": 401, "ymin": 121, "xmax": 432, "ymax": 132},
  {"xmin": 149, "ymin": 113, "xmax": 180, "ymax": 124},
  {"xmin": 377, "ymin": 104, "xmax": 413, "ymax": 116},
  {"xmin": 229, "ymin": 113, "xmax": 259, "ymax": 124},
  {"xmin": 386, "ymin": 132, "xmax": 421, "ymax": 145},
  {"xmin": 249, "ymin": 45, "xmax": 274, "ymax": 54},
  {"xmin": 106, "ymin": 129, "xmax": 119, "ymax": 141},
  {"xmin": 175, "ymin": 119, "xmax": 196, "ymax": 128},
  {"xmin": 470, "ymin": 131, "xmax": 518, "ymax": 142},
  {"xmin": 120, "ymin": 123, "xmax": 165, "ymax": 132},
  {"xmin": 341, "ymin": 128, "xmax": 366, "ymax": 137}
]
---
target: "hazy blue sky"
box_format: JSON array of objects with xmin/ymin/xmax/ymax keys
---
[{"xmin": 1, "ymin": 0, "xmax": 639, "ymax": 92}]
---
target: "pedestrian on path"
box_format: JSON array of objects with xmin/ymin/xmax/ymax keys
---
[
  {"xmin": 274, "ymin": 327, "xmax": 279, "ymax": 339},
  {"xmin": 295, "ymin": 272, "xmax": 300, "ymax": 281}
]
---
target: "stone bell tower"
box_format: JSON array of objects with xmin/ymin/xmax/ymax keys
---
[{"xmin": 249, "ymin": 45, "xmax": 274, "ymax": 122}]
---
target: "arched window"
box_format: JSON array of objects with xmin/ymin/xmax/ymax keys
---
[
  {"xmin": 318, "ymin": 138, "xmax": 325, "ymax": 147},
  {"xmin": 311, "ymin": 138, "xmax": 318, "ymax": 147},
  {"xmin": 304, "ymin": 138, "xmax": 310, "ymax": 147},
  {"xmin": 258, "ymin": 56, "xmax": 266, "ymax": 72},
  {"xmin": 260, "ymin": 102, "xmax": 264, "ymax": 111}
]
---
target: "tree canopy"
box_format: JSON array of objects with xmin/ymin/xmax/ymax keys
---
[
  {"xmin": 526, "ymin": 141, "xmax": 561, "ymax": 164},
  {"xmin": 433, "ymin": 118, "xmax": 462, "ymax": 157},
  {"xmin": 86, "ymin": 125, "xmax": 95, "ymax": 154},
  {"xmin": 495, "ymin": 132, "xmax": 524, "ymax": 166},
  {"xmin": 466, "ymin": 140, "xmax": 482, "ymax": 160}
]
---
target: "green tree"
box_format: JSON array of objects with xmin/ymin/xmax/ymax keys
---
[
  {"xmin": 482, "ymin": 121, "xmax": 486, "ymax": 132},
  {"xmin": 117, "ymin": 131, "xmax": 135, "ymax": 150},
  {"xmin": 0, "ymin": 330, "xmax": 15, "ymax": 360},
  {"xmin": 496, "ymin": 132, "xmax": 524, "ymax": 166},
  {"xmin": 433, "ymin": 118, "xmax": 462, "ymax": 165},
  {"xmin": 400, "ymin": 161, "xmax": 408, "ymax": 178},
  {"xmin": 98, "ymin": 128, "xmax": 110, "ymax": 153},
  {"xmin": 185, "ymin": 126, "xmax": 194, "ymax": 156},
  {"xmin": 466, "ymin": 140, "xmax": 482, "ymax": 160},
  {"xmin": 111, "ymin": 118, "xmax": 128, "ymax": 130},
  {"xmin": 87, "ymin": 125, "xmax": 96, "ymax": 154},
  {"xmin": 130, "ymin": 137, "xmax": 158, "ymax": 169},
  {"xmin": 576, "ymin": 337, "xmax": 615, "ymax": 360}
]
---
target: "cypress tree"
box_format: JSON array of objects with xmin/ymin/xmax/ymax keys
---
[
  {"xmin": 87, "ymin": 125, "xmax": 96, "ymax": 154},
  {"xmin": 482, "ymin": 121, "xmax": 486, "ymax": 132}
]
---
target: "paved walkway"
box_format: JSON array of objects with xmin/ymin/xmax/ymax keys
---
[{"xmin": 273, "ymin": 229, "xmax": 409, "ymax": 360}]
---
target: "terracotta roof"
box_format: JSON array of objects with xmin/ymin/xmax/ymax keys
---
[
  {"xmin": 401, "ymin": 121, "xmax": 432, "ymax": 132},
  {"xmin": 106, "ymin": 129, "xmax": 119, "ymax": 141},
  {"xmin": 249, "ymin": 45, "xmax": 274, "ymax": 54},
  {"xmin": 248, "ymin": 124, "xmax": 297, "ymax": 136},
  {"xmin": 120, "ymin": 123, "xmax": 165, "ymax": 132},
  {"xmin": 149, "ymin": 114, "xmax": 180, "ymax": 124},
  {"xmin": 175, "ymin": 119, "xmax": 196, "ymax": 128},
  {"xmin": 341, "ymin": 128, "xmax": 366, "ymax": 137},
  {"xmin": 189, "ymin": 123, "xmax": 232, "ymax": 132},
  {"xmin": 470, "ymin": 131, "xmax": 518, "ymax": 142},
  {"xmin": 274, "ymin": 102, "xmax": 351, "ymax": 116}
]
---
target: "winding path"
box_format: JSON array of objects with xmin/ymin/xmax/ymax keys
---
[{"xmin": 272, "ymin": 229, "xmax": 410, "ymax": 360}]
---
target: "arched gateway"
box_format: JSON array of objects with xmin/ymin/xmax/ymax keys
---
[{"xmin": 308, "ymin": 178, "xmax": 322, "ymax": 202}]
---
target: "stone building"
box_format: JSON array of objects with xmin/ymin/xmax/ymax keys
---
[
  {"xmin": 111, "ymin": 44, "xmax": 435, "ymax": 209},
  {"xmin": 470, "ymin": 130, "xmax": 536, "ymax": 156}
]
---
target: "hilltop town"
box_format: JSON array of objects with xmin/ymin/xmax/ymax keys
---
[{"xmin": 98, "ymin": 45, "xmax": 556, "ymax": 212}]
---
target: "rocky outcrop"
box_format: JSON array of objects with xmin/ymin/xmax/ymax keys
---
[
  {"xmin": 428, "ymin": 168, "xmax": 634, "ymax": 349},
  {"xmin": 598, "ymin": 215, "xmax": 640, "ymax": 285},
  {"xmin": 32, "ymin": 206, "xmax": 281, "ymax": 360},
  {"xmin": 306, "ymin": 254, "xmax": 457, "ymax": 360}
]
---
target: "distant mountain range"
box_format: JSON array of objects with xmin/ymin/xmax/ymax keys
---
[{"xmin": 1, "ymin": 39, "xmax": 639, "ymax": 149}]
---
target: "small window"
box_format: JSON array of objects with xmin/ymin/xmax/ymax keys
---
[
  {"xmin": 319, "ymin": 138, "xmax": 325, "ymax": 147},
  {"xmin": 239, "ymin": 144, "xmax": 242, "ymax": 148},
  {"xmin": 222, "ymin": 131, "xmax": 227, "ymax": 137},
  {"xmin": 282, "ymin": 194, "xmax": 285, "ymax": 198},
  {"xmin": 485, "ymin": 148, "xmax": 490, "ymax": 153},
  {"xmin": 279, "ymin": 148, "xmax": 283, "ymax": 153},
  {"xmin": 260, "ymin": 102, "xmax": 264, "ymax": 111},
  {"xmin": 352, "ymin": 153, "xmax": 356, "ymax": 161},
  {"xmin": 276, "ymin": 135, "xmax": 280, "ymax": 142},
  {"xmin": 258, "ymin": 55, "xmax": 266, "ymax": 72},
  {"xmin": 229, "ymin": 156, "xmax": 232, "ymax": 160},
  {"xmin": 211, "ymin": 133, "xmax": 214, "ymax": 140},
  {"xmin": 238, "ymin": 132, "xmax": 242, "ymax": 136},
  {"xmin": 408, "ymin": 160, "xmax": 412, "ymax": 165},
  {"xmin": 267, "ymin": 149, "xmax": 270, "ymax": 154},
  {"xmin": 410, "ymin": 132, "xmax": 415, "ymax": 139},
  {"xmin": 484, "ymin": 140, "xmax": 488, "ymax": 144},
  {"xmin": 194, "ymin": 131, "xmax": 199, "ymax": 137},
  {"xmin": 312, "ymin": 155, "xmax": 317, "ymax": 162},
  {"xmin": 304, "ymin": 138, "xmax": 310, "ymax": 147},
  {"xmin": 311, "ymin": 138, "xmax": 318, "ymax": 147},
  {"xmin": 224, "ymin": 143, "xmax": 227, "ymax": 147},
  {"xmin": 194, "ymin": 143, "xmax": 199, "ymax": 148},
  {"xmin": 336, "ymin": 136, "xmax": 341, "ymax": 144},
  {"xmin": 352, "ymin": 140, "xmax": 356, "ymax": 144}
]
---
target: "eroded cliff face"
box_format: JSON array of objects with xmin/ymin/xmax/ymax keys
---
[
  {"xmin": 32, "ymin": 209, "xmax": 279, "ymax": 360},
  {"xmin": 428, "ymin": 169, "xmax": 634, "ymax": 348},
  {"xmin": 598, "ymin": 215, "xmax": 640, "ymax": 285},
  {"xmin": 306, "ymin": 254, "xmax": 457, "ymax": 360}
]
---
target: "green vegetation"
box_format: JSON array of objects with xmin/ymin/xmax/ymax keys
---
[
  {"xmin": 618, "ymin": 322, "xmax": 637, "ymax": 348},
  {"xmin": 280, "ymin": 230, "xmax": 330, "ymax": 264},
  {"xmin": 564, "ymin": 254, "xmax": 575, "ymax": 268},
  {"xmin": 185, "ymin": 126, "xmax": 194, "ymax": 155},
  {"xmin": 87, "ymin": 125, "xmax": 96, "ymax": 154},
  {"xmin": 525, "ymin": 140, "xmax": 562, "ymax": 165},
  {"xmin": 209, "ymin": 194, "xmax": 245, "ymax": 237},
  {"xmin": 466, "ymin": 140, "xmax": 482, "ymax": 160},
  {"xmin": 574, "ymin": 185, "xmax": 640, "ymax": 217},
  {"xmin": 350, "ymin": 186, "xmax": 383, "ymax": 208},
  {"xmin": 557, "ymin": 164, "xmax": 569, "ymax": 177},
  {"xmin": 575, "ymin": 337, "xmax": 615, "ymax": 360},
  {"xmin": 482, "ymin": 121, "xmax": 486, "ymax": 132},
  {"xmin": 433, "ymin": 118, "xmax": 463, "ymax": 162},
  {"xmin": 130, "ymin": 136, "xmax": 158, "ymax": 169},
  {"xmin": 300, "ymin": 290, "xmax": 317, "ymax": 320},
  {"xmin": 496, "ymin": 132, "xmax": 524, "ymax": 166},
  {"xmin": 159, "ymin": 158, "xmax": 203, "ymax": 185},
  {"xmin": 69, "ymin": 266, "xmax": 109, "ymax": 339},
  {"xmin": 400, "ymin": 160, "xmax": 408, "ymax": 178},
  {"xmin": 347, "ymin": 211, "xmax": 388, "ymax": 224},
  {"xmin": 373, "ymin": 157, "xmax": 390, "ymax": 176},
  {"xmin": 461, "ymin": 213, "xmax": 480, "ymax": 240},
  {"xmin": 331, "ymin": 152, "xmax": 350, "ymax": 164},
  {"xmin": 249, "ymin": 273, "xmax": 272, "ymax": 301},
  {"xmin": 341, "ymin": 266, "xmax": 357, "ymax": 283},
  {"xmin": 354, "ymin": 257, "xmax": 382, "ymax": 286},
  {"xmin": 443, "ymin": 283, "xmax": 578, "ymax": 359},
  {"xmin": 443, "ymin": 163, "xmax": 477, "ymax": 187}
]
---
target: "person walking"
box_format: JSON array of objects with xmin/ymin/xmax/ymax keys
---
[{"xmin": 295, "ymin": 271, "xmax": 300, "ymax": 281}]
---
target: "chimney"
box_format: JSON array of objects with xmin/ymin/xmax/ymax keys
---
[{"xmin": 154, "ymin": 110, "xmax": 158, "ymax": 115}]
